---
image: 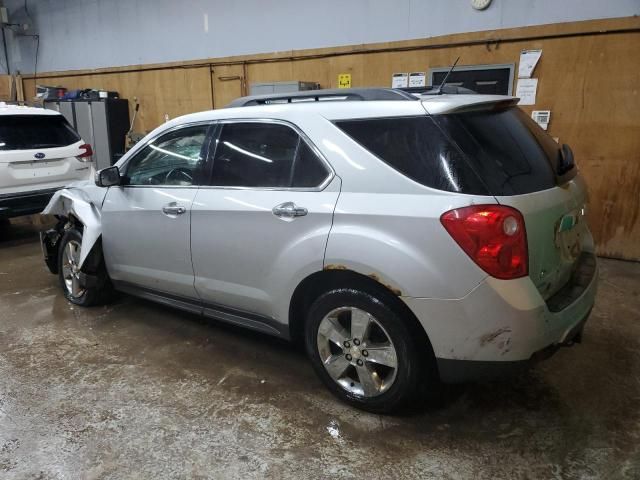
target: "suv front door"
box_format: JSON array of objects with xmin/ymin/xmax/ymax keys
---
[
  {"xmin": 101, "ymin": 123, "xmax": 211, "ymax": 299},
  {"xmin": 191, "ymin": 120, "xmax": 340, "ymax": 332}
]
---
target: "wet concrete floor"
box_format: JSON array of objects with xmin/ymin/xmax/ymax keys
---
[{"xmin": 1, "ymin": 218, "xmax": 639, "ymax": 479}]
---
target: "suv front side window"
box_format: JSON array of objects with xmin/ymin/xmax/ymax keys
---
[
  {"xmin": 124, "ymin": 125, "xmax": 209, "ymax": 186},
  {"xmin": 209, "ymin": 122, "xmax": 329, "ymax": 188}
]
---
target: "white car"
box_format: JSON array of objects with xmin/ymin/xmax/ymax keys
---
[
  {"xmin": 41, "ymin": 88, "xmax": 597, "ymax": 413},
  {"xmin": 0, "ymin": 103, "xmax": 93, "ymax": 219}
]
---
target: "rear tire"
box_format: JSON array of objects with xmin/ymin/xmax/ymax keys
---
[
  {"xmin": 57, "ymin": 228, "xmax": 113, "ymax": 306},
  {"xmin": 304, "ymin": 288, "xmax": 425, "ymax": 414}
]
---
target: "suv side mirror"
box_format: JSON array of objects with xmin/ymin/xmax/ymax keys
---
[
  {"xmin": 95, "ymin": 166, "xmax": 121, "ymax": 187},
  {"xmin": 557, "ymin": 144, "xmax": 575, "ymax": 176}
]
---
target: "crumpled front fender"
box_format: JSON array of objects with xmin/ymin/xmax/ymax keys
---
[{"xmin": 42, "ymin": 185, "xmax": 105, "ymax": 268}]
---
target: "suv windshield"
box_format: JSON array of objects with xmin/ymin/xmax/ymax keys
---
[
  {"xmin": 335, "ymin": 107, "xmax": 571, "ymax": 196},
  {"xmin": 0, "ymin": 115, "xmax": 81, "ymax": 150}
]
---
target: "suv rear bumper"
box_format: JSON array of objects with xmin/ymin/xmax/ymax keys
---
[
  {"xmin": 403, "ymin": 253, "xmax": 598, "ymax": 383},
  {"xmin": 0, "ymin": 188, "xmax": 60, "ymax": 219},
  {"xmin": 435, "ymin": 307, "xmax": 591, "ymax": 382}
]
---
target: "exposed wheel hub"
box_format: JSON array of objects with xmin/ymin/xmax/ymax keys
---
[{"xmin": 348, "ymin": 343, "xmax": 362, "ymax": 361}]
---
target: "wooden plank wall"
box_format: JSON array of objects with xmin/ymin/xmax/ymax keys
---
[
  {"xmin": 21, "ymin": 17, "xmax": 640, "ymax": 261},
  {"xmin": 0, "ymin": 75, "xmax": 13, "ymax": 100},
  {"xmin": 22, "ymin": 67, "xmax": 213, "ymax": 133}
]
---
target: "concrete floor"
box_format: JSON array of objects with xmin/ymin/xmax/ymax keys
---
[{"xmin": 0, "ymin": 218, "xmax": 639, "ymax": 480}]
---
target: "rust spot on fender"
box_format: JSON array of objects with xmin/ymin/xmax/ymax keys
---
[
  {"xmin": 324, "ymin": 264, "xmax": 348, "ymax": 270},
  {"xmin": 479, "ymin": 327, "xmax": 512, "ymax": 347},
  {"xmin": 367, "ymin": 273, "xmax": 402, "ymax": 297}
]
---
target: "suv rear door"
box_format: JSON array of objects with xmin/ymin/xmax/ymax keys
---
[
  {"xmin": 0, "ymin": 114, "xmax": 91, "ymax": 195},
  {"xmin": 190, "ymin": 120, "xmax": 339, "ymax": 332}
]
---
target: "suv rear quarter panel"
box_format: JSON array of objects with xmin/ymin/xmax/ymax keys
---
[
  {"xmin": 324, "ymin": 191, "xmax": 493, "ymax": 300},
  {"xmin": 310, "ymin": 109, "xmax": 493, "ymax": 300}
]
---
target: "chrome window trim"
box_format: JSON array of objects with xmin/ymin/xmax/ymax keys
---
[{"xmin": 204, "ymin": 117, "xmax": 335, "ymax": 192}]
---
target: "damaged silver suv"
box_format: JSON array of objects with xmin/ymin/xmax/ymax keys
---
[{"xmin": 41, "ymin": 88, "xmax": 597, "ymax": 413}]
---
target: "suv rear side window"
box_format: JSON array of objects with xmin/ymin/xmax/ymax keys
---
[
  {"xmin": 335, "ymin": 116, "xmax": 488, "ymax": 194},
  {"xmin": 0, "ymin": 115, "xmax": 81, "ymax": 150},
  {"xmin": 210, "ymin": 122, "xmax": 329, "ymax": 188},
  {"xmin": 335, "ymin": 108, "xmax": 566, "ymax": 196}
]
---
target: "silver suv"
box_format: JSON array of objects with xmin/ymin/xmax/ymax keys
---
[{"xmin": 41, "ymin": 88, "xmax": 598, "ymax": 413}]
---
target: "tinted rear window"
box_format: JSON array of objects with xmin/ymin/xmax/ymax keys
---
[
  {"xmin": 0, "ymin": 115, "xmax": 81, "ymax": 150},
  {"xmin": 335, "ymin": 116, "xmax": 489, "ymax": 194},
  {"xmin": 433, "ymin": 108, "xmax": 562, "ymax": 195},
  {"xmin": 335, "ymin": 107, "xmax": 566, "ymax": 196}
]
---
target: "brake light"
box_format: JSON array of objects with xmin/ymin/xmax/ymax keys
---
[
  {"xmin": 440, "ymin": 205, "xmax": 528, "ymax": 280},
  {"xmin": 77, "ymin": 144, "xmax": 93, "ymax": 162}
]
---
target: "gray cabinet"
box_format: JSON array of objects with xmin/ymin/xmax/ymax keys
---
[
  {"xmin": 44, "ymin": 99, "xmax": 129, "ymax": 170},
  {"xmin": 249, "ymin": 81, "xmax": 319, "ymax": 96}
]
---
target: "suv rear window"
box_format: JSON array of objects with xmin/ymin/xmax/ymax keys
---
[
  {"xmin": 335, "ymin": 107, "xmax": 567, "ymax": 196},
  {"xmin": 0, "ymin": 115, "xmax": 81, "ymax": 150}
]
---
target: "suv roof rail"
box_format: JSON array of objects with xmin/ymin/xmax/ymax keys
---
[
  {"xmin": 226, "ymin": 88, "xmax": 420, "ymax": 108},
  {"xmin": 226, "ymin": 86, "xmax": 478, "ymax": 108}
]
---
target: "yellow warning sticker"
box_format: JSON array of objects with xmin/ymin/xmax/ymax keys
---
[{"xmin": 338, "ymin": 73, "xmax": 352, "ymax": 89}]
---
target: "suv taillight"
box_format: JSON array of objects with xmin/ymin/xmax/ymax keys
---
[
  {"xmin": 440, "ymin": 205, "xmax": 528, "ymax": 280},
  {"xmin": 77, "ymin": 143, "xmax": 93, "ymax": 162}
]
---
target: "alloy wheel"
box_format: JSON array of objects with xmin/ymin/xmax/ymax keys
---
[
  {"xmin": 61, "ymin": 240, "xmax": 85, "ymax": 298},
  {"xmin": 316, "ymin": 306, "xmax": 398, "ymax": 397}
]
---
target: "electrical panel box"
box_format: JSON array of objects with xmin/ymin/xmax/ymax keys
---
[
  {"xmin": 250, "ymin": 81, "xmax": 319, "ymax": 96},
  {"xmin": 44, "ymin": 99, "xmax": 129, "ymax": 170}
]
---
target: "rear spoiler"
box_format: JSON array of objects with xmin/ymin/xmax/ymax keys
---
[{"xmin": 423, "ymin": 96, "xmax": 520, "ymax": 115}]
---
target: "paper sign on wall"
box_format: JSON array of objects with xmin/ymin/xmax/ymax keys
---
[
  {"xmin": 338, "ymin": 73, "xmax": 352, "ymax": 89},
  {"xmin": 392, "ymin": 73, "xmax": 409, "ymax": 88},
  {"xmin": 518, "ymin": 49, "xmax": 542, "ymax": 78},
  {"xmin": 408, "ymin": 72, "xmax": 426, "ymax": 88},
  {"xmin": 516, "ymin": 78, "xmax": 538, "ymax": 105},
  {"xmin": 531, "ymin": 110, "xmax": 551, "ymax": 130}
]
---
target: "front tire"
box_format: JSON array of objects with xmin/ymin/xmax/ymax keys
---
[
  {"xmin": 305, "ymin": 288, "xmax": 423, "ymax": 413},
  {"xmin": 57, "ymin": 228, "xmax": 113, "ymax": 306}
]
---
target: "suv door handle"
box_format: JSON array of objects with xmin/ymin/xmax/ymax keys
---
[
  {"xmin": 162, "ymin": 202, "xmax": 187, "ymax": 216},
  {"xmin": 272, "ymin": 202, "xmax": 308, "ymax": 218}
]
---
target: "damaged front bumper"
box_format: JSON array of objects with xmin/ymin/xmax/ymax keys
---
[{"xmin": 40, "ymin": 220, "xmax": 102, "ymax": 289}]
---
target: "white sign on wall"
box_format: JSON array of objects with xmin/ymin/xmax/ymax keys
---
[
  {"xmin": 532, "ymin": 110, "xmax": 551, "ymax": 130},
  {"xmin": 516, "ymin": 78, "xmax": 538, "ymax": 105},
  {"xmin": 392, "ymin": 73, "xmax": 409, "ymax": 88},
  {"xmin": 518, "ymin": 49, "xmax": 542, "ymax": 78},
  {"xmin": 408, "ymin": 72, "xmax": 427, "ymax": 88}
]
